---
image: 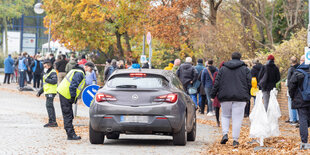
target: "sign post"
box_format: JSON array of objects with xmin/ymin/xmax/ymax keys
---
[
  {"xmin": 140, "ymin": 55, "xmax": 147, "ymax": 64},
  {"xmin": 146, "ymin": 32, "xmax": 152, "ymax": 69},
  {"xmin": 82, "ymin": 85, "xmax": 100, "ymax": 107}
]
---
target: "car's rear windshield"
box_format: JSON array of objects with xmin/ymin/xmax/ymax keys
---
[{"xmin": 106, "ymin": 74, "xmax": 169, "ymax": 89}]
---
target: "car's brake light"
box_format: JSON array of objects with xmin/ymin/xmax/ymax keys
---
[
  {"xmin": 154, "ymin": 93, "xmax": 178, "ymax": 103},
  {"xmin": 96, "ymin": 93, "xmax": 117, "ymax": 102},
  {"xmin": 130, "ymin": 73, "xmax": 146, "ymax": 77}
]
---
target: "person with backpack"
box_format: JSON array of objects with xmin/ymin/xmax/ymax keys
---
[
  {"xmin": 288, "ymin": 55, "xmax": 310, "ymax": 149},
  {"xmin": 257, "ymin": 54, "xmax": 281, "ymax": 111},
  {"xmin": 195, "ymin": 59, "xmax": 205, "ymax": 111},
  {"xmin": 286, "ymin": 56, "xmax": 300, "ymax": 125},
  {"xmin": 30, "ymin": 55, "xmax": 44, "ymax": 89},
  {"xmin": 201, "ymin": 59, "xmax": 218, "ymax": 116},
  {"xmin": 16, "ymin": 52, "xmax": 29, "ymax": 91},
  {"xmin": 177, "ymin": 57, "xmax": 198, "ymax": 106},
  {"xmin": 105, "ymin": 59, "xmax": 117, "ymax": 81}
]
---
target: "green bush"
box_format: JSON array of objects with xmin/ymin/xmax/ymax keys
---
[{"xmin": 0, "ymin": 53, "xmax": 5, "ymax": 68}]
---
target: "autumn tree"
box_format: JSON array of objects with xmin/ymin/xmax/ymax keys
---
[{"xmin": 43, "ymin": 0, "xmax": 149, "ymax": 59}]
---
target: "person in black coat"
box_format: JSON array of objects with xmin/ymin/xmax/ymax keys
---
[
  {"xmin": 288, "ymin": 55, "xmax": 310, "ymax": 148},
  {"xmin": 286, "ymin": 56, "xmax": 300, "ymax": 124},
  {"xmin": 257, "ymin": 55, "xmax": 280, "ymax": 111},
  {"xmin": 210, "ymin": 52, "xmax": 251, "ymax": 147},
  {"xmin": 55, "ymin": 54, "xmax": 68, "ymax": 84},
  {"xmin": 251, "ymin": 59, "xmax": 262, "ymax": 80},
  {"xmin": 176, "ymin": 57, "xmax": 198, "ymax": 92}
]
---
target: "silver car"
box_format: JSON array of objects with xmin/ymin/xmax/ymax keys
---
[{"xmin": 89, "ymin": 69, "xmax": 196, "ymax": 145}]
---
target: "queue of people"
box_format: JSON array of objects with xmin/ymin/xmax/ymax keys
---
[{"xmin": 4, "ymin": 51, "xmax": 309, "ymax": 147}]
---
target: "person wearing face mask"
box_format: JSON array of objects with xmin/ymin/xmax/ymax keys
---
[
  {"xmin": 36, "ymin": 60, "xmax": 58, "ymax": 127},
  {"xmin": 84, "ymin": 62, "xmax": 97, "ymax": 86}
]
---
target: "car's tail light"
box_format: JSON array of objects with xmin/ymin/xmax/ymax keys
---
[
  {"xmin": 96, "ymin": 93, "xmax": 117, "ymax": 102},
  {"xmin": 154, "ymin": 93, "xmax": 178, "ymax": 103},
  {"xmin": 130, "ymin": 73, "xmax": 146, "ymax": 77}
]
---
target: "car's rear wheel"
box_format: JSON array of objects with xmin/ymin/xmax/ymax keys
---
[
  {"xmin": 106, "ymin": 133, "xmax": 120, "ymax": 139},
  {"xmin": 89, "ymin": 123, "xmax": 105, "ymax": 144},
  {"xmin": 187, "ymin": 114, "xmax": 196, "ymax": 141},
  {"xmin": 173, "ymin": 116, "xmax": 187, "ymax": 146}
]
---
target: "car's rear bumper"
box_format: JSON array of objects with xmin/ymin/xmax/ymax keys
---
[
  {"xmin": 90, "ymin": 115, "xmax": 173, "ymax": 134},
  {"xmin": 89, "ymin": 101, "xmax": 186, "ymax": 134}
]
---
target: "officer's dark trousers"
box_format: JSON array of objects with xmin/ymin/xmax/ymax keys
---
[
  {"xmin": 298, "ymin": 107, "xmax": 310, "ymax": 143},
  {"xmin": 46, "ymin": 95, "xmax": 56, "ymax": 123},
  {"xmin": 59, "ymin": 94, "xmax": 75, "ymax": 136}
]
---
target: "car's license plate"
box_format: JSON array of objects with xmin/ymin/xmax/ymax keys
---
[{"xmin": 120, "ymin": 116, "xmax": 149, "ymax": 123}]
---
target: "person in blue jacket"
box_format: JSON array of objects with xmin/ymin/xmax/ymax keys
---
[
  {"xmin": 15, "ymin": 52, "xmax": 29, "ymax": 90},
  {"xmin": 4, "ymin": 54, "xmax": 14, "ymax": 84},
  {"xmin": 129, "ymin": 59, "xmax": 141, "ymax": 69}
]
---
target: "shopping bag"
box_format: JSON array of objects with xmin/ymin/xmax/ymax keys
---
[
  {"xmin": 267, "ymin": 88, "xmax": 281, "ymax": 137},
  {"xmin": 249, "ymin": 91, "xmax": 270, "ymax": 139}
]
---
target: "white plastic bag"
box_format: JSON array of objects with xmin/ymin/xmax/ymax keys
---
[
  {"xmin": 249, "ymin": 91, "xmax": 270, "ymax": 139},
  {"xmin": 267, "ymin": 88, "xmax": 281, "ymax": 137}
]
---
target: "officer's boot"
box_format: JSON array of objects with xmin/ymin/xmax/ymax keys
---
[{"xmin": 66, "ymin": 128, "xmax": 81, "ymax": 140}]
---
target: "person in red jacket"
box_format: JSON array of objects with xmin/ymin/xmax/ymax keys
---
[{"xmin": 78, "ymin": 55, "xmax": 87, "ymax": 66}]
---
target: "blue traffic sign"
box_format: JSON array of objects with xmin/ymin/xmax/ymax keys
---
[{"xmin": 82, "ymin": 85, "xmax": 100, "ymax": 107}]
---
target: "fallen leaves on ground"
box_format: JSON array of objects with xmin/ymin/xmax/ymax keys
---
[{"xmin": 204, "ymin": 116, "xmax": 310, "ymax": 154}]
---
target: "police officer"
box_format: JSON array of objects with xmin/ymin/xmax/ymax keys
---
[
  {"xmin": 57, "ymin": 64, "xmax": 86, "ymax": 140},
  {"xmin": 36, "ymin": 60, "xmax": 58, "ymax": 127}
]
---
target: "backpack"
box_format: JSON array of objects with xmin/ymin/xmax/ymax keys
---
[{"xmin": 296, "ymin": 69, "xmax": 310, "ymax": 101}]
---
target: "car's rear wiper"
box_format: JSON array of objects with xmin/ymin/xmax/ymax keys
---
[{"xmin": 116, "ymin": 85, "xmax": 137, "ymax": 88}]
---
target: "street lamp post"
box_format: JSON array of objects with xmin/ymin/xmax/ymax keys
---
[{"xmin": 34, "ymin": 2, "xmax": 51, "ymax": 54}]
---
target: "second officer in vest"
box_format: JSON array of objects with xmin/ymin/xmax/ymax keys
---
[
  {"xmin": 37, "ymin": 60, "xmax": 58, "ymax": 127},
  {"xmin": 57, "ymin": 64, "xmax": 86, "ymax": 140}
]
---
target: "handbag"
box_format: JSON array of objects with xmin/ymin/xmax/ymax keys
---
[{"xmin": 188, "ymin": 86, "xmax": 197, "ymax": 95}]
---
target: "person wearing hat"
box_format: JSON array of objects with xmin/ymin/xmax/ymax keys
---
[
  {"xmin": 85, "ymin": 62, "xmax": 97, "ymax": 86},
  {"xmin": 57, "ymin": 63, "xmax": 86, "ymax": 140},
  {"xmin": 258, "ymin": 54, "xmax": 281, "ymax": 111},
  {"xmin": 36, "ymin": 60, "xmax": 58, "ymax": 127}
]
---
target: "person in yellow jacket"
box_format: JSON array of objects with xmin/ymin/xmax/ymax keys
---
[
  {"xmin": 37, "ymin": 60, "xmax": 58, "ymax": 127},
  {"xmin": 57, "ymin": 64, "xmax": 86, "ymax": 140},
  {"xmin": 251, "ymin": 77, "xmax": 259, "ymax": 104},
  {"xmin": 164, "ymin": 61, "xmax": 174, "ymax": 70}
]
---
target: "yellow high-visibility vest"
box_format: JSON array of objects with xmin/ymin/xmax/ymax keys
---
[
  {"xmin": 43, "ymin": 69, "xmax": 57, "ymax": 94},
  {"xmin": 57, "ymin": 69, "xmax": 85, "ymax": 100}
]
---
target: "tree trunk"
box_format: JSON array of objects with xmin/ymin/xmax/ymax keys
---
[
  {"xmin": 123, "ymin": 31, "xmax": 132, "ymax": 53},
  {"xmin": 240, "ymin": 0, "xmax": 255, "ymax": 55},
  {"xmin": 209, "ymin": 0, "xmax": 217, "ymax": 26},
  {"xmin": 3, "ymin": 16, "xmax": 8, "ymax": 56},
  {"xmin": 115, "ymin": 31, "xmax": 124, "ymax": 59},
  {"xmin": 208, "ymin": 0, "xmax": 222, "ymax": 26}
]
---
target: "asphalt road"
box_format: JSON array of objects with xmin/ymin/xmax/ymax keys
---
[{"xmin": 0, "ymin": 85, "xmax": 217, "ymax": 154}]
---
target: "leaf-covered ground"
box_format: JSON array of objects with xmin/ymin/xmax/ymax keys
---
[{"xmin": 201, "ymin": 116, "xmax": 310, "ymax": 154}]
